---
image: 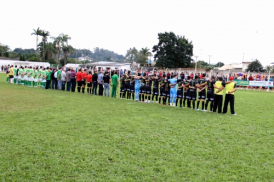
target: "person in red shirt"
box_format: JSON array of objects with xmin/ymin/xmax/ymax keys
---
[
  {"xmin": 81, "ymin": 69, "xmax": 87, "ymax": 93},
  {"xmin": 76, "ymin": 68, "xmax": 82, "ymax": 93},
  {"xmin": 86, "ymin": 71, "xmax": 93, "ymax": 94}
]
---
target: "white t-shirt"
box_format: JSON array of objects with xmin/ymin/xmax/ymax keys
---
[{"xmin": 61, "ymin": 71, "xmax": 66, "ymax": 81}]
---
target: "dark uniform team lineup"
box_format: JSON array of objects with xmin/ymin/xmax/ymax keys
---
[{"xmin": 119, "ymin": 71, "xmax": 237, "ymax": 115}]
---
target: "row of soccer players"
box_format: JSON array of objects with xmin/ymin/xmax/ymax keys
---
[
  {"xmin": 7, "ymin": 65, "xmax": 52, "ymax": 88},
  {"xmin": 118, "ymin": 72, "xmax": 236, "ymax": 113}
]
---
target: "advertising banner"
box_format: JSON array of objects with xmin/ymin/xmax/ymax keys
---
[
  {"xmin": 249, "ymin": 81, "xmax": 273, "ymax": 87},
  {"xmin": 234, "ymin": 80, "xmax": 249, "ymax": 86}
]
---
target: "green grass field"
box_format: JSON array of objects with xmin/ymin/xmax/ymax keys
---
[{"xmin": 1, "ymin": 73, "xmax": 274, "ymax": 181}]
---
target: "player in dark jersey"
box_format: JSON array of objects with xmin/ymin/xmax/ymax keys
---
[
  {"xmin": 120, "ymin": 75, "xmax": 125, "ymax": 98},
  {"xmin": 163, "ymin": 78, "xmax": 170, "ymax": 105},
  {"xmin": 197, "ymin": 73, "xmax": 208, "ymax": 111},
  {"xmin": 175, "ymin": 78, "xmax": 183, "ymax": 107},
  {"xmin": 205, "ymin": 76, "xmax": 215, "ymax": 112},
  {"xmin": 145, "ymin": 75, "xmax": 152, "ymax": 103},
  {"xmin": 129, "ymin": 73, "xmax": 135, "ymax": 100},
  {"xmin": 139, "ymin": 73, "xmax": 146, "ymax": 102},
  {"xmin": 159, "ymin": 77, "xmax": 165, "ymax": 104},
  {"xmin": 185, "ymin": 76, "xmax": 191, "ymax": 108},
  {"xmin": 152, "ymin": 74, "xmax": 160, "ymax": 103},
  {"xmin": 181, "ymin": 76, "xmax": 188, "ymax": 108},
  {"xmin": 124, "ymin": 72, "xmax": 131, "ymax": 99},
  {"xmin": 189, "ymin": 76, "xmax": 199, "ymax": 109}
]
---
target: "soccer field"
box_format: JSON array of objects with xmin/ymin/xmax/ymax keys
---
[{"xmin": 1, "ymin": 73, "xmax": 274, "ymax": 181}]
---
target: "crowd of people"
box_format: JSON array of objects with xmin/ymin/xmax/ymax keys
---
[{"xmin": 5, "ymin": 64, "xmax": 238, "ymax": 115}]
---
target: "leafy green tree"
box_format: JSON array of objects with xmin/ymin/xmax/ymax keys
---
[
  {"xmin": 246, "ymin": 59, "xmax": 264, "ymax": 72},
  {"xmin": 0, "ymin": 44, "xmax": 10, "ymax": 57},
  {"xmin": 104, "ymin": 56, "xmax": 112, "ymax": 61},
  {"xmin": 31, "ymin": 27, "xmax": 42, "ymax": 53},
  {"xmin": 215, "ymin": 62, "xmax": 224, "ymax": 67},
  {"xmin": 9, "ymin": 51, "xmax": 19, "ymax": 58},
  {"xmin": 138, "ymin": 47, "xmax": 152, "ymax": 66},
  {"xmin": 153, "ymin": 32, "xmax": 193, "ymax": 68}
]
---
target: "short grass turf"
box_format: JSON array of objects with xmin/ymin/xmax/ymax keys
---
[{"xmin": 0, "ymin": 73, "xmax": 274, "ymax": 181}]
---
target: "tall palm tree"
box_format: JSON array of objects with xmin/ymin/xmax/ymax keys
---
[
  {"xmin": 40, "ymin": 30, "xmax": 50, "ymax": 61},
  {"xmin": 139, "ymin": 47, "xmax": 152, "ymax": 66},
  {"xmin": 31, "ymin": 27, "xmax": 42, "ymax": 53},
  {"xmin": 60, "ymin": 33, "xmax": 71, "ymax": 46},
  {"xmin": 51, "ymin": 35, "xmax": 62, "ymax": 64},
  {"xmin": 62, "ymin": 45, "xmax": 74, "ymax": 65},
  {"xmin": 44, "ymin": 42, "xmax": 57, "ymax": 60}
]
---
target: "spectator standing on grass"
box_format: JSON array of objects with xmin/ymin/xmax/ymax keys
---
[
  {"xmin": 92, "ymin": 70, "xmax": 98, "ymax": 95},
  {"xmin": 61, "ymin": 69, "xmax": 66, "ymax": 91},
  {"xmin": 98, "ymin": 70, "xmax": 104, "ymax": 96},
  {"xmin": 66, "ymin": 68, "xmax": 71, "ymax": 91},
  {"xmin": 70, "ymin": 68, "xmax": 76, "ymax": 92},
  {"xmin": 111, "ymin": 71, "xmax": 119, "ymax": 97},
  {"xmin": 223, "ymin": 76, "xmax": 237, "ymax": 115},
  {"xmin": 51, "ymin": 68, "xmax": 57, "ymax": 89},
  {"xmin": 103, "ymin": 71, "xmax": 111, "ymax": 97}
]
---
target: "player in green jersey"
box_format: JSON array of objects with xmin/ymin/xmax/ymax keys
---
[
  {"xmin": 28, "ymin": 66, "xmax": 34, "ymax": 87},
  {"xmin": 13, "ymin": 65, "xmax": 18, "ymax": 84}
]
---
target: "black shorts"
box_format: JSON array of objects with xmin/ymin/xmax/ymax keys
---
[
  {"xmin": 120, "ymin": 86, "xmax": 125, "ymax": 92},
  {"xmin": 146, "ymin": 86, "xmax": 151, "ymax": 94},
  {"xmin": 125, "ymin": 83, "xmax": 130, "ymax": 91},
  {"xmin": 87, "ymin": 82, "xmax": 92, "ymax": 87},
  {"xmin": 198, "ymin": 90, "xmax": 206, "ymax": 100},
  {"xmin": 177, "ymin": 89, "xmax": 182, "ymax": 98},
  {"xmin": 153, "ymin": 87, "xmax": 159, "ymax": 95},
  {"xmin": 160, "ymin": 88, "xmax": 165, "ymax": 96},
  {"xmin": 189, "ymin": 91, "xmax": 196, "ymax": 100},
  {"xmin": 130, "ymin": 84, "xmax": 135, "ymax": 92},
  {"xmin": 183, "ymin": 91, "xmax": 188, "ymax": 99},
  {"xmin": 82, "ymin": 80, "xmax": 86, "ymax": 86},
  {"xmin": 140, "ymin": 86, "xmax": 146, "ymax": 93},
  {"xmin": 77, "ymin": 81, "xmax": 82, "ymax": 86},
  {"xmin": 206, "ymin": 90, "xmax": 214, "ymax": 101},
  {"xmin": 165, "ymin": 90, "xmax": 170, "ymax": 97},
  {"xmin": 9, "ymin": 75, "xmax": 14, "ymax": 78}
]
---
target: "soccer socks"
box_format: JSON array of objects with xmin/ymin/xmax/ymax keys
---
[
  {"xmin": 210, "ymin": 102, "xmax": 214, "ymax": 111},
  {"xmin": 77, "ymin": 87, "xmax": 81, "ymax": 93},
  {"xmin": 205, "ymin": 100, "xmax": 209, "ymax": 110},
  {"xmin": 197, "ymin": 101, "xmax": 200, "ymax": 109},
  {"xmin": 192, "ymin": 101, "xmax": 195, "ymax": 109},
  {"xmin": 159, "ymin": 97, "xmax": 161, "ymax": 104},
  {"xmin": 176, "ymin": 99, "xmax": 178, "ymax": 106},
  {"xmin": 183, "ymin": 98, "xmax": 186, "ymax": 107},
  {"xmin": 82, "ymin": 87, "xmax": 85, "ymax": 93},
  {"xmin": 148, "ymin": 96, "xmax": 150, "ymax": 102},
  {"xmin": 202, "ymin": 101, "xmax": 205, "ymax": 110},
  {"xmin": 142, "ymin": 94, "xmax": 145, "ymax": 101},
  {"xmin": 132, "ymin": 93, "xmax": 134, "ymax": 100}
]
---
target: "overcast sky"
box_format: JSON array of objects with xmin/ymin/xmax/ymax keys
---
[{"xmin": 1, "ymin": 0, "xmax": 274, "ymax": 65}]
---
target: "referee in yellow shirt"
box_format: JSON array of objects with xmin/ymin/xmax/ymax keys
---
[{"xmin": 223, "ymin": 76, "xmax": 237, "ymax": 115}]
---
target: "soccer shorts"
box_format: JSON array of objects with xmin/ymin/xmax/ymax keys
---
[
  {"xmin": 120, "ymin": 86, "xmax": 125, "ymax": 92},
  {"xmin": 160, "ymin": 88, "xmax": 165, "ymax": 96},
  {"xmin": 125, "ymin": 83, "xmax": 130, "ymax": 91},
  {"xmin": 130, "ymin": 84, "xmax": 135, "ymax": 92},
  {"xmin": 77, "ymin": 81, "xmax": 82, "ymax": 87},
  {"xmin": 29, "ymin": 77, "xmax": 33, "ymax": 81},
  {"xmin": 34, "ymin": 78, "xmax": 38, "ymax": 82},
  {"xmin": 9, "ymin": 75, "xmax": 14, "ymax": 79},
  {"xmin": 24, "ymin": 76, "xmax": 28, "ymax": 81},
  {"xmin": 82, "ymin": 80, "xmax": 86, "ymax": 86},
  {"xmin": 39, "ymin": 78, "xmax": 42, "ymax": 82},
  {"xmin": 146, "ymin": 86, "xmax": 151, "ymax": 94},
  {"xmin": 153, "ymin": 87, "xmax": 159, "ymax": 95},
  {"xmin": 198, "ymin": 90, "xmax": 206, "ymax": 99},
  {"xmin": 87, "ymin": 82, "xmax": 92, "ymax": 87},
  {"xmin": 170, "ymin": 89, "xmax": 177, "ymax": 98},
  {"xmin": 140, "ymin": 86, "xmax": 146, "ymax": 93},
  {"xmin": 189, "ymin": 91, "xmax": 196, "ymax": 100},
  {"xmin": 206, "ymin": 90, "xmax": 214, "ymax": 101},
  {"xmin": 165, "ymin": 90, "xmax": 170, "ymax": 97}
]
